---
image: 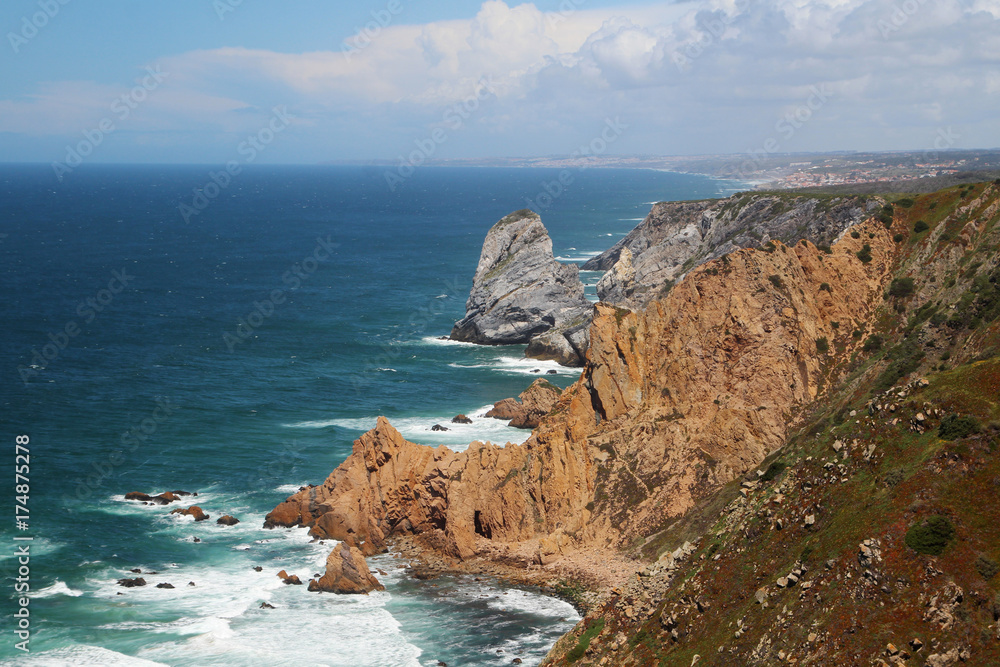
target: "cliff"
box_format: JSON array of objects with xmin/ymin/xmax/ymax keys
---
[
  {"xmin": 584, "ymin": 192, "xmax": 879, "ymax": 310},
  {"xmin": 450, "ymin": 209, "xmax": 591, "ymax": 349},
  {"xmin": 268, "ymin": 210, "xmax": 897, "ymax": 558},
  {"xmin": 542, "ymin": 180, "xmax": 1000, "ymax": 665},
  {"xmin": 268, "ymin": 180, "xmax": 1000, "ymax": 665}
]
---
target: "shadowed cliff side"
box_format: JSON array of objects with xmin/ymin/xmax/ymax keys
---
[{"xmin": 266, "ymin": 215, "xmax": 897, "ymax": 560}]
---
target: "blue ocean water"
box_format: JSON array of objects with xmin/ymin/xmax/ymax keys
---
[{"xmin": 0, "ymin": 164, "xmax": 736, "ymax": 666}]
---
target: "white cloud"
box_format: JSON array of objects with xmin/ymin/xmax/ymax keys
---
[{"xmin": 2, "ymin": 0, "xmax": 997, "ymax": 159}]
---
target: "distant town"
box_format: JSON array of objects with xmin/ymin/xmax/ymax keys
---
[{"xmin": 348, "ymin": 148, "xmax": 1000, "ymax": 192}]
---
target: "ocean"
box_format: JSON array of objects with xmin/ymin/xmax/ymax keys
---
[{"xmin": 0, "ymin": 164, "xmax": 737, "ymax": 666}]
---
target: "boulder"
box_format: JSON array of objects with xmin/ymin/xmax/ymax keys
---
[
  {"xmin": 485, "ymin": 378, "xmax": 562, "ymax": 429},
  {"xmin": 451, "ymin": 210, "xmax": 591, "ymax": 346},
  {"xmin": 276, "ymin": 570, "xmax": 303, "ymax": 585},
  {"xmin": 117, "ymin": 577, "xmax": 146, "ymax": 587},
  {"xmin": 156, "ymin": 583, "xmax": 174, "ymax": 589},
  {"xmin": 431, "ymin": 424, "xmax": 449, "ymax": 432},
  {"xmin": 308, "ymin": 542, "xmax": 385, "ymax": 594},
  {"xmin": 151, "ymin": 492, "xmax": 180, "ymax": 505},
  {"xmin": 216, "ymin": 515, "xmax": 240, "ymax": 526},
  {"xmin": 125, "ymin": 492, "xmax": 152, "ymax": 502},
  {"xmin": 170, "ymin": 506, "xmax": 209, "ymax": 521},
  {"xmin": 451, "ymin": 414, "xmax": 472, "ymax": 424}
]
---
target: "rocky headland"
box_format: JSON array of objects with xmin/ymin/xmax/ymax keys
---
[
  {"xmin": 266, "ymin": 180, "xmax": 1000, "ymax": 664},
  {"xmin": 450, "ymin": 209, "xmax": 592, "ymax": 362}
]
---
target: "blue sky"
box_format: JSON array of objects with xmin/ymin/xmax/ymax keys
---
[{"xmin": 1, "ymin": 0, "xmax": 998, "ymax": 165}]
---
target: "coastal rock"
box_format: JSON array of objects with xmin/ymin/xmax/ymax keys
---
[
  {"xmin": 523, "ymin": 318, "xmax": 592, "ymax": 367},
  {"xmin": 277, "ymin": 570, "xmax": 303, "ymax": 585},
  {"xmin": 451, "ymin": 210, "xmax": 591, "ymax": 346},
  {"xmin": 268, "ymin": 218, "xmax": 895, "ymax": 558},
  {"xmin": 170, "ymin": 506, "xmax": 209, "ymax": 521},
  {"xmin": 216, "ymin": 515, "xmax": 240, "ymax": 526},
  {"xmin": 151, "ymin": 492, "xmax": 180, "ymax": 505},
  {"xmin": 125, "ymin": 492, "xmax": 152, "ymax": 502},
  {"xmin": 117, "ymin": 577, "xmax": 146, "ymax": 587},
  {"xmin": 308, "ymin": 542, "xmax": 384, "ymax": 594},
  {"xmin": 451, "ymin": 414, "xmax": 472, "ymax": 424},
  {"xmin": 486, "ymin": 378, "xmax": 563, "ymax": 429},
  {"xmin": 431, "ymin": 424, "xmax": 449, "ymax": 432},
  {"xmin": 583, "ymin": 193, "xmax": 880, "ymax": 310}
]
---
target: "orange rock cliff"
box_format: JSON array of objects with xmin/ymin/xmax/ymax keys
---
[{"xmin": 265, "ymin": 215, "xmax": 898, "ymax": 567}]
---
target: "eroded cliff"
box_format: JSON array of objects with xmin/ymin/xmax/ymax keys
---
[{"xmin": 267, "ymin": 213, "xmax": 897, "ymax": 561}]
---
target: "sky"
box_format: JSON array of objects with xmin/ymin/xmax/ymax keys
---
[{"xmin": 0, "ymin": 0, "xmax": 998, "ymax": 165}]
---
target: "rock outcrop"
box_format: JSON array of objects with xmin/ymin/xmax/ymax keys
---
[
  {"xmin": 268, "ymin": 215, "xmax": 896, "ymax": 559},
  {"xmin": 583, "ymin": 193, "xmax": 880, "ymax": 310},
  {"xmin": 308, "ymin": 542, "xmax": 385, "ymax": 594},
  {"xmin": 486, "ymin": 378, "xmax": 563, "ymax": 429},
  {"xmin": 451, "ymin": 210, "xmax": 591, "ymax": 346},
  {"xmin": 170, "ymin": 506, "xmax": 209, "ymax": 521}
]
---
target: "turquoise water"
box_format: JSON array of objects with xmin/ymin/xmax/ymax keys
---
[{"xmin": 0, "ymin": 164, "xmax": 737, "ymax": 665}]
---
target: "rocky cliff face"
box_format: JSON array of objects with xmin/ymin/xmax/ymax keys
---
[
  {"xmin": 268, "ymin": 214, "xmax": 897, "ymax": 560},
  {"xmin": 584, "ymin": 193, "xmax": 880, "ymax": 310},
  {"xmin": 451, "ymin": 210, "xmax": 591, "ymax": 346},
  {"xmin": 486, "ymin": 378, "xmax": 563, "ymax": 429}
]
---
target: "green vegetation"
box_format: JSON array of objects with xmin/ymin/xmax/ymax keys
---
[
  {"xmin": 819, "ymin": 282, "xmax": 832, "ymax": 293},
  {"xmin": 862, "ymin": 335, "xmax": 883, "ymax": 353},
  {"xmin": 760, "ymin": 461, "xmax": 786, "ymax": 483},
  {"xmin": 914, "ymin": 220, "xmax": 930, "ymax": 233},
  {"xmin": 938, "ymin": 414, "xmax": 980, "ymax": 440},
  {"xmin": 815, "ymin": 337, "xmax": 829, "ymax": 354},
  {"xmin": 768, "ymin": 274, "xmax": 784, "ymax": 289},
  {"xmin": 904, "ymin": 516, "xmax": 954, "ymax": 555},
  {"xmin": 850, "ymin": 230, "xmax": 861, "ymax": 239},
  {"xmin": 893, "ymin": 233, "xmax": 904, "ymax": 243},
  {"xmin": 874, "ymin": 338, "xmax": 924, "ymax": 393},
  {"xmin": 976, "ymin": 555, "xmax": 999, "ymax": 580},
  {"xmin": 856, "ymin": 244, "xmax": 873, "ymax": 264},
  {"xmin": 567, "ymin": 617, "xmax": 605, "ymax": 662},
  {"xmin": 888, "ymin": 278, "xmax": 916, "ymax": 298}
]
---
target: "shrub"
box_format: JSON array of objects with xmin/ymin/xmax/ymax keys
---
[
  {"xmin": 817, "ymin": 244, "xmax": 832, "ymax": 254},
  {"xmin": 905, "ymin": 516, "xmax": 954, "ymax": 555},
  {"xmin": 888, "ymin": 278, "xmax": 916, "ymax": 298},
  {"xmin": 566, "ymin": 618, "xmax": 605, "ymax": 662},
  {"xmin": 914, "ymin": 220, "xmax": 930, "ymax": 233},
  {"xmin": 939, "ymin": 414, "xmax": 980, "ymax": 440},
  {"xmin": 819, "ymin": 282, "xmax": 832, "ymax": 293},
  {"xmin": 815, "ymin": 337, "xmax": 829, "ymax": 354},
  {"xmin": 896, "ymin": 198, "xmax": 915, "ymax": 208},
  {"xmin": 760, "ymin": 461, "xmax": 786, "ymax": 483},
  {"xmin": 851, "ymin": 230, "xmax": 861, "ymax": 239},
  {"xmin": 768, "ymin": 274, "xmax": 784, "ymax": 289},
  {"xmin": 893, "ymin": 233, "xmax": 905, "ymax": 243},
  {"xmin": 856, "ymin": 244, "xmax": 873, "ymax": 264},
  {"xmin": 831, "ymin": 321, "xmax": 840, "ymax": 329},
  {"xmin": 884, "ymin": 468, "xmax": 905, "ymax": 487},
  {"xmin": 977, "ymin": 556, "xmax": 1000, "ymax": 580},
  {"xmin": 863, "ymin": 335, "xmax": 883, "ymax": 353}
]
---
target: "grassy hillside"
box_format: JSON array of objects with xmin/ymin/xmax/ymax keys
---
[{"xmin": 543, "ymin": 180, "xmax": 1000, "ymax": 666}]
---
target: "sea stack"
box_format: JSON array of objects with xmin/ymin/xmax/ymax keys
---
[{"xmin": 450, "ymin": 210, "xmax": 591, "ymax": 347}]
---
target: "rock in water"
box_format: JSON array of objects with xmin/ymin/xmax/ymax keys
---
[
  {"xmin": 308, "ymin": 542, "xmax": 385, "ymax": 594},
  {"xmin": 216, "ymin": 515, "xmax": 240, "ymax": 525},
  {"xmin": 485, "ymin": 378, "xmax": 563, "ymax": 429},
  {"xmin": 451, "ymin": 210, "xmax": 591, "ymax": 346},
  {"xmin": 170, "ymin": 506, "xmax": 209, "ymax": 521}
]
